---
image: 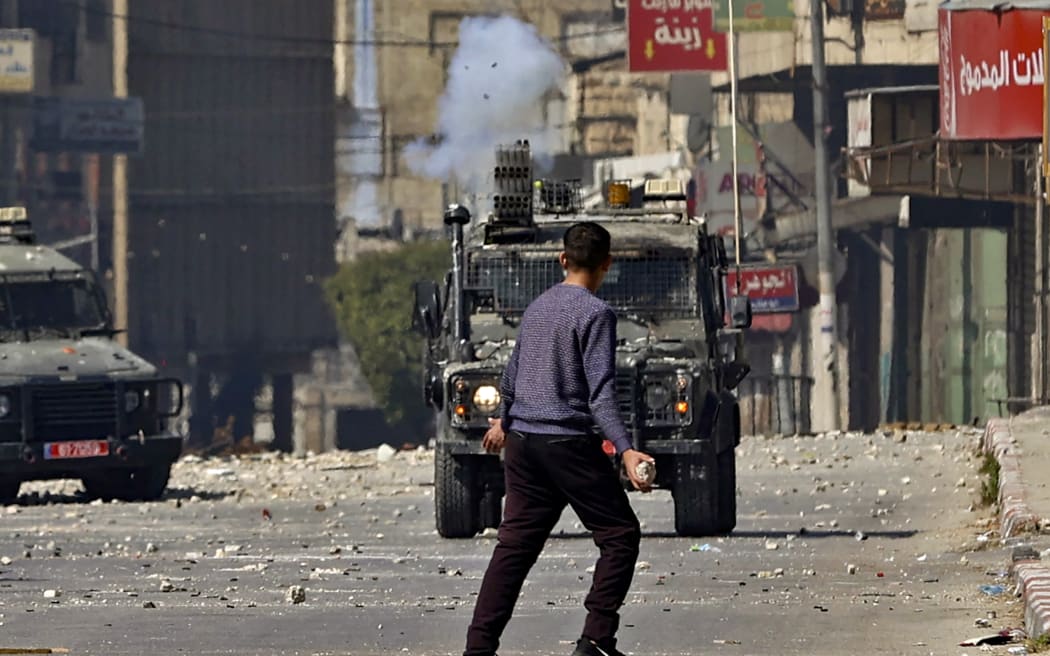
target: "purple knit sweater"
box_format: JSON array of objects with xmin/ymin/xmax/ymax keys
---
[{"xmin": 499, "ymin": 283, "xmax": 632, "ymax": 455}]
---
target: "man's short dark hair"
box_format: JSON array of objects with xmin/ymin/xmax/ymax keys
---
[{"xmin": 563, "ymin": 222, "xmax": 611, "ymax": 271}]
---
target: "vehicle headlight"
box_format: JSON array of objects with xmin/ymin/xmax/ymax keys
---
[
  {"xmin": 124, "ymin": 390, "xmax": 142, "ymax": 413},
  {"xmin": 472, "ymin": 385, "xmax": 501, "ymax": 413},
  {"xmin": 0, "ymin": 394, "xmax": 10, "ymax": 419},
  {"xmin": 644, "ymin": 382, "xmax": 671, "ymax": 409}
]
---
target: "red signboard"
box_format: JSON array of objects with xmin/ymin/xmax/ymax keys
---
[
  {"xmin": 939, "ymin": 8, "xmax": 1048, "ymax": 140},
  {"xmin": 627, "ymin": 0, "xmax": 728, "ymax": 73},
  {"xmin": 724, "ymin": 264, "xmax": 800, "ymax": 313}
]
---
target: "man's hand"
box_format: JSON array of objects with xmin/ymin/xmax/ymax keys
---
[
  {"xmin": 482, "ymin": 418, "xmax": 506, "ymax": 454},
  {"xmin": 622, "ymin": 448, "xmax": 656, "ymax": 493}
]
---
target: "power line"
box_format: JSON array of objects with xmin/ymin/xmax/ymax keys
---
[
  {"xmin": 69, "ymin": 0, "xmax": 625, "ymax": 49},
  {"xmin": 2, "ymin": 103, "xmax": 583, "ymax": 148}
]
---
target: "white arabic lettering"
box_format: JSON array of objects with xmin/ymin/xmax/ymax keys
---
[
  {"xmin": 738, "ymin": 270, "xmax": 792, "ymax": 296},
  {"xmin": 642, "ymin": 0, "xmax": 713, "ymax": 12},
  {"xmin": 653, "ymin": 15, "xmax": 707, "ymax": 49},
  {"xmin": 959, "ymin": 48, "xmax": 1046, "ymax": 96},
  {"xmin": 1013, "ymin": 52, "xmax": 1032, "ymax": 85},
  {"xmin": 940, "ymin": 19, "xmax": 954, "ymax": 136}
]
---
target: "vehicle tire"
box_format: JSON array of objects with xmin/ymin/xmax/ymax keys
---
[
  {"xmin": 435, "ymin": 448, "xmax": 481, "ymax": 538},
  {"xmin": 125, "ymin": 463, "xmax": 171, "ymax": 502},
  {"xmin": 0, "ymin": 478, "xmax": 19, "ymax": 505},
  {"xmin": 671, "ymin": 454, "xmax": 719, "ymax": 537},
  {"xmin": 715, "ymin": 448, "xmax": 737, "ymax": 534}
]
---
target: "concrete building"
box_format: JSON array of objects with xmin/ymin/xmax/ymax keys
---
[
  {"xmin": 697, "ymin": 0, "xmax": 1039, "ymax": 430},
  {"xmin": 0, "ymin": 0, "xmax": 118, "ymax": 270}
]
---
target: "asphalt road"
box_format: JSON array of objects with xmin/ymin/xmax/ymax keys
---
[{"xmin": 0, "ymin": 429, "xmax": 1025, "ymax": 655}]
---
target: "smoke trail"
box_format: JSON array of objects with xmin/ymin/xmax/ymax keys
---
[{"xmin": 403, "ymin": 15, "xmax": 566, "ymax": 196}]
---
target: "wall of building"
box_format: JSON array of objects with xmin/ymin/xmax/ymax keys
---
[
  {"xmin": 1, "ymin": 1, "xmax": 117, "ymax": 271},
  {"xmin": 125, "ymin": 0, "xmax": 339, "ymax": 373},
  {"xmin": 711, "ymin": 0, "xmax": 938, "ymax": 89}
]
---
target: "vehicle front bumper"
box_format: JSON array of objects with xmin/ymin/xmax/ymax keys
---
[
  {"xmin": 437, "ymin": 437, "xmax": 716, "ymax": 457},
  {"xmin": 0, "ymin": 432, "xmax": 183, "ymax": 478},
  {"xmin": 637, "ymin": 439, "xmax": 712, "ymax": 455}
]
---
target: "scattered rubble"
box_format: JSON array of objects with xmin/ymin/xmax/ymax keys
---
[
  {"xmin": 0, "ymin": 426, "xmax": 999, "ymax": 651},
  {"xmin": 286, "ymin": 586, "xmax": 306, "ymax": 605}
]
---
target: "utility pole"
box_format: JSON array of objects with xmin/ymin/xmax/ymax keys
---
[
  {"xmin": 810, "ymin": 0, "xmax": 841, "ymax": 431},
  {"xmin": 0, "ymin": 0, "xmax": 17, "ymax": 207},
  {"xmin": 112, "ymin": 0, "xmax": 129, "ymax": 346}
]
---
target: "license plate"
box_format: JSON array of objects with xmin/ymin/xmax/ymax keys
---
[{"xmin": 42, "ymin": 440, "xmax": 110, "ymax": 460}]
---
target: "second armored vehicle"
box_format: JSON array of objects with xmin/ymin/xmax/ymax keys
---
[{"xmin": 0, "ymin": 207, "xmax": 184, "ymax": 503}]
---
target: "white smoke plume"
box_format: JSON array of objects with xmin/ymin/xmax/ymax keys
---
[{"xmin": 403, "ymin": 15, "xmax": 566, "ymax": 196}]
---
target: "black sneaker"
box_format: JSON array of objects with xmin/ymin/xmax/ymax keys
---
[{"xmin": 570, "ymin": 637, "xmax": 627, "ymax": 656}]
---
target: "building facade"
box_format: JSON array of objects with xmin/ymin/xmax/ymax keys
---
[{"xmin": 333, "ymin": 0, "xmax": 685, "ymax": 238}]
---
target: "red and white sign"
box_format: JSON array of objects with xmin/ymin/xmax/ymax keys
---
[
  {"xmin": 725, "ymin": 264, "xmax": 800, "ymax": 313},
  {"xmin": 627, "ymin": 0, "xmax": 728, "ymax": 73},
  {"xmin": 939, "ymin": 8, "xmax": 1048, "ymax": 140}
]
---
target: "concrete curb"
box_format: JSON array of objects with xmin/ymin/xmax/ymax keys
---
[
  {"xmin": 982, "ymin": 418, "xmax": 1040, "ymax": 538},
  {"xmin": 982, "ymin": 418, "xmax": 1050, "ymax": 639},
  {"xmin": 1015, "ymin": 562, "xmax": 1050, "ymax": 638}
]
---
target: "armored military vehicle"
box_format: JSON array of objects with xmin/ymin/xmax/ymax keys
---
[
  {"xmin": 414, "ymin": 142, "xmax": 751, "ymax": 538},
  {"xmin": 0, "ymin": 207, "xmax": 183, "ymax": 503}
]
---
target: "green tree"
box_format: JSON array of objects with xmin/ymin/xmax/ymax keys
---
[{"xmin": 325, "ymin": 240, "xmax": 450, "ymax": 437}]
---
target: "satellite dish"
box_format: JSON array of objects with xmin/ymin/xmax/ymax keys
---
[{"xmin": 686, "ymin": 115, "xmax": 710, "ymax": 154}]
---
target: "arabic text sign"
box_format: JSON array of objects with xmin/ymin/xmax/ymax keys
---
[
  {"xmin": 30, "ymin": 96, "xmax": 145, "ymax": 154},
  {"xmin": 0, "ymin": 29, "xmax": 33, "ymax": 94},
  {"xmin": 627, "ymin": 0, "xmax": 728, "ymax": 73},
  {"xmin": 713, "ymin": 0, "xmax": 795, "ymax": 32},
  {"xmin": 939, "ymin": 8, "xmax": 1048, "ymax": 140},
  {"xmin": 725, "ymin": 264, "xmax": 800, "ymax": 313}
]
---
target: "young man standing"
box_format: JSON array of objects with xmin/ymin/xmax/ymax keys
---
[{"xmin": 462, "ymin": 222, "xmax": 655, "ymax": 656}]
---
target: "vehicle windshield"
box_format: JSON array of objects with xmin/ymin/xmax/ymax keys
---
[
  {"xmin": 0, "ymin": 276, "xmax": 107, "ymax": 340},
  {"xmin": 466, "ymin": 249, "xmax": 699, "ymax": 320}
]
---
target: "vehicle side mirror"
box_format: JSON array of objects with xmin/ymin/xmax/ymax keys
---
[
  {"xmin": 711, "ymin": 235, "xmax": 729, "ymax": 269},
  {"xmin": 723, "ymin": 361, "xmax": 751, "ymax": 391},
  {"xmin": 729, "ymin": 295, "xmax": 752, "ymax": 330},
  {"xmin": 412, "ymin": 280, "xmax": 442, "ymax": 340}
]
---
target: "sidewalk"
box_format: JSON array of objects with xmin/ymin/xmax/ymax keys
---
[{"xmin": 983, "ymin": 407, "xmax": 1050, "ymax": 640}]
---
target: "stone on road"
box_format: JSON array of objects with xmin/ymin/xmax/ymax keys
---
[{"xmin": 0, "ymin": 432, "xmax": 1024, "ymax": 655}]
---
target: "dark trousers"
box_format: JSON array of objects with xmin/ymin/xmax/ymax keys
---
[{"xmin": 464, "ymin": 431, "xmax": 642, "ymax": 656}]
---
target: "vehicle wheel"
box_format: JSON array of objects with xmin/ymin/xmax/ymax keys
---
[
  {"xmin": 671, "ymin": 454, "xmax": 719, "ymax": 537},
  {"xmin": 126, "ymin": 463, "xmax": 171, "ymax": 501},
  {"xmin": 435, "ymin": 448, "xmax": 480, "ymax": 538},
  {"xmin": 715, "ymin": 448, "xmax": 737, "ymax": 534},
  {"xmin": 0, "ymin": 478, "xmax": 19, "ymax": 505}
]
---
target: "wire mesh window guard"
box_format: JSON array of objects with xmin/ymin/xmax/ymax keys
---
[{"xmin": 465, "ymin": 250, "xmax": 699, "ymax": 318}]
